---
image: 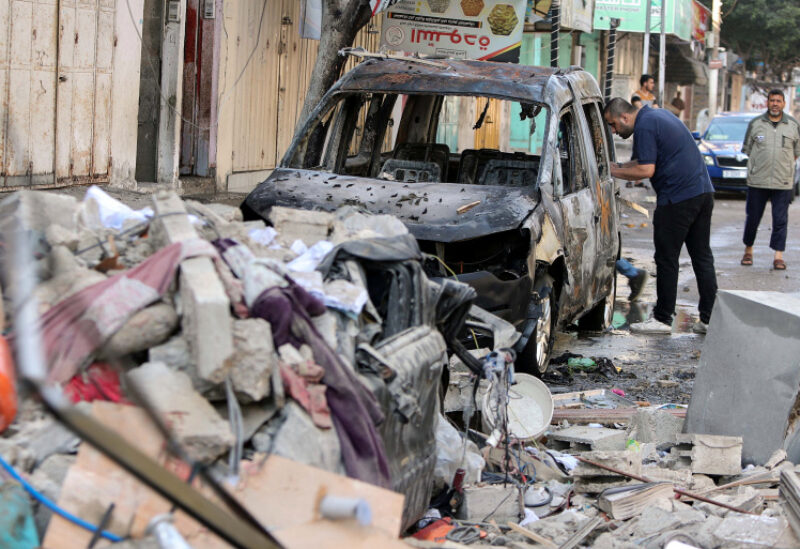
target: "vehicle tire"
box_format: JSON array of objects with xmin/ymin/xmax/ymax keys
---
[
  {"xmin": 579, "ymin": 270, "xmax": 617, "ymax": 331},
  {"xmin": 518, "ymin": 275, "xmax": 556, "ymax": 376}
]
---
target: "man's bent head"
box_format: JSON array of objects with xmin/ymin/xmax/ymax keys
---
[{"xmin": 604, "ymin": 98, "xmax": 638, "ymax": 139}]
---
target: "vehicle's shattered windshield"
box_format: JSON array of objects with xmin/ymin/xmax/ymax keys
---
[{"xmin": 289, "ymin": 92, "xmax": 549, "ymax": 188}]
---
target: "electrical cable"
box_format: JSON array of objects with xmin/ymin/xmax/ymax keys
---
[
  {"xmin": 124, "ymin": 0, "xmax": 268, "ymax": 132},
  {"xmin": 0, "ymin": 454, "xmax": 124, "ymax": 542}
]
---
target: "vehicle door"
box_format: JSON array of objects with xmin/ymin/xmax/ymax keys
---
[
  {"xmin": 553, "ymin": 104, "xmax": 598, "ymax": 316},
  {"xmin": 577, "ymin": 99, "xmax": 619, "ymax": 305}
]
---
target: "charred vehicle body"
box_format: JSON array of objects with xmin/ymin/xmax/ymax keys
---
[{"xmin": 243, "ymin": 58, "xmax": 620, "ymax": 373}]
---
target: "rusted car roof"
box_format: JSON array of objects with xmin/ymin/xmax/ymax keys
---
[{"xmin": 335, "ymin": 58, "xmax": 560, "ymax": 101}]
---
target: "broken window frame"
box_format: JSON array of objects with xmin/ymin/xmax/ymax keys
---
[
  {"xmin": 287, "ymin": 91, "xmax": 552, "ymax": 190},
  {"xmin": 581, "ymin": 100, "xmax": 612, "ymax": 180},
  {"xmin": 555, "ymin": 105, "xmax": 589, "ymax": 197}
]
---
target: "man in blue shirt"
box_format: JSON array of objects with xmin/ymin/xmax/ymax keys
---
[{"xmin": 604, "ymin": 98, "xmax": 717, "ymax": 334}]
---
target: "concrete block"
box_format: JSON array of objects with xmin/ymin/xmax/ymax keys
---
[
  {"xmin": 694, "ymin": 486, "xmax": 763, "ymax": 517},
  {"xmin": 179, "ymin": 258, "xmax": 234, "ymax": 383},
  {"xmin": 152, "ymin": 192, "xmax": 234, "ymax": 383},
  {"xmin": 231, "ymin": 318, "xmax": 275, "ymax": 403},
  {"xmin": 45, "ymin": 224, "xmax": 79, "ymax": 251},
  {"xmin": 0, "ymin": 190, "xmax": 78, "ymax": 234},
  {"xmin": 456, "ymin": 485, "xmax": 520, "ymax": 523},
  {"xmin": 572, "ymin": 450, "xmax": 643, "ymax": 494},
  {"xmin": 126, "ymin": 362, "xmax": 233, "ymax": 463},
  {"xmin": 550, "ymin": 425, "xmax": 628, "ymax": 451},
  {"xmin": 99, "ymin": 303, "xmax": 179, "ymax": 358},
  {"xmin": 628, "ymin": 408, "xmax": 684, "ymax": 444},
  {"xmin": 30, "ymin": 453, "xmax": 76, "ymax": 534},
  {"xmin": 641, "ymin": 465, "xmax": 692, "ymax": 488},
  {"xmin": 572, "ymin": 450, "xmax": 643, "ymax": 478},
  {"xmin": 269, "ymin": 206, "xmax": 333, "ymax": 247},
  {"xmin": 150, "ymin": 192, "xmax": 198, "ymax": 246},
  {"xmin": 685, "ymin": 291, "xmax": 800, "ymax": 465},
  {"xmin": 252, "ymin": 402, "xmax": 344, "ymax": 475},
  {"xmin": 713, "ymin": 514, "xmax": 789, "ymax": 547},
  {"xmin": 672, "ymin": 433, "xmax": 742, "ymax": 475}
]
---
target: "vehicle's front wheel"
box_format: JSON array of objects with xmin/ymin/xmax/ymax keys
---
[{"xmin": 518, "ymin": 275, "xmax": 556, "ymax": 376}]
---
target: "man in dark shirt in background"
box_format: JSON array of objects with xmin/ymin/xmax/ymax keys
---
[{"xmin": 604, "ymin": 98, "xmax": 718, "ymax": 334}]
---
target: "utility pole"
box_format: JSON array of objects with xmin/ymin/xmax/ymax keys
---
[
  {"xmin": 551, "ymin": 0, "xmax": 560, "ymax": 68},
  {"xmin": 658, "ymin": 0, "xmax": 666, "ymax": 108},
  {"xmin": 642, "ymin": 0, "xmax": 652, "ymax": 74},
  {"xmin": 604, "ymin": 18, "xmax": 621, "ymax": 102},
  {"xmin": 708, "ymin": 0, "xmax": 723, "ymax": 118}
]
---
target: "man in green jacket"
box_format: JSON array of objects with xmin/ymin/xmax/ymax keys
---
[{"xmin": 741, "ymin": 89, "xmax": 800, "ymax": 270}]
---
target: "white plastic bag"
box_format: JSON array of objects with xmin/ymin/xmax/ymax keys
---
[
  {"xmin": 80, "ymin": 185, "xmax": 153, "ymax": 232},
  {"xmin": 434, "ymin": 414, "xmax": 485, "ymax": 487}
]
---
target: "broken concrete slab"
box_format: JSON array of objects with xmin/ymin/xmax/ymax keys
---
[
  {"xmin": 29, "ymin": 453, "xmax": 76, "ymax": 535},
  {"xmin": 151, "ymin": 192, "xmax": 234, "ymax": 383},
  {"xmin": 45, "ymin": 224, "xmax": 79, "ymax": 252},
  {"xmin": 231, "ymin": 318, "xmax": 275, "ymax": 402},
  {"xmin": 685, "ymin": 290, "xmax": 800, "ymax": 465},
  {"xmin": 572, "ymin": 450, "xmax": 643, "ymax": 494},
  {"xmin": 550, "ymin": 425, "xmax": 628, "ymax": 452},
  {"xmin": 713, "ymin": 513, "xmax": 789, "ymax": 547},
  {"xmin": 672, "ymin": 433, "xmax": 742, "ymax": 475},
  {"xmin": 252, "ymin": 401, "xmax": 344, "ymax": 475},
  {"xmin": 99, "ymin": 303, "xmax": 179, "ymax": 359},
  {"xmin": 456, "ymin": 485, "xmax": 520, "ymax": 524},
  {"xmin": 126, "ymin": 362, "xmax": 233, "ymax": 463},
  {"xmin": 269, "ymin": 206, "xmax": 333, "ymax": 247},
  {"xmin": 0, "ymin": 190, "xmax": 79, "ymax": 234},
  {"xmin": 628, "ymin": 408, "xmax": 684, "ymax": 444},
  {"xmin": 694, "ymin": 486, "xmax": 763, "ymax": 516}
]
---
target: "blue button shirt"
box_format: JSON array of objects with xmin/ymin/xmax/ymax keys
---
[{"xmin": 632, "ymin": 106, "xmax": 714, "ymax": 206}]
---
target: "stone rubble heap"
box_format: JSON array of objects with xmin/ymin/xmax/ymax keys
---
[{"xmin": 0, "ymin": 188, "xmax": 799, "ymax": 548}]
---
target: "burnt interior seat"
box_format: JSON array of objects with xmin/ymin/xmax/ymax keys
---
[
  {"xmin": 380, "ymin": 159, "xmax": 441, "ymax": 183},
  {"xmin": 458, "ymin": 149, "xmax": 540, "ymax": 186},
  {"xmin": 392, "ymin": 143, "xmax": 451, "ymax": 181},
  {"xmin": 481, "ymin": 158, "xmax": 539, "ymax": 187}
]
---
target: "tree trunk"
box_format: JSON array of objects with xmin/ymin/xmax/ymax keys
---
[{"xmin": 296, "ymin": 0, "xmax": 372, "ymax": 133}]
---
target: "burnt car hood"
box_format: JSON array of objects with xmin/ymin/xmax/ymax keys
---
[{"xmin": 243, "ymin": 168, "xmax": 539, "ymax": 242}]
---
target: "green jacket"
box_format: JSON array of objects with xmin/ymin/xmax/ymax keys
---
[{"xmin": 742, "ymin": 112, "xmax": 800, "ymax": 190}]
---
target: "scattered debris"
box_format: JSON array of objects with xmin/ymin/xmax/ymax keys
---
[{"xmin": 2, "ymin": 188, "xmax": 800, "ymax": 548}]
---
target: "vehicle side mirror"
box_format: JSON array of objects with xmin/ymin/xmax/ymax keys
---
[{"xmin": 691, "ymin": 131, "xmax": 701, "ymax": 140}]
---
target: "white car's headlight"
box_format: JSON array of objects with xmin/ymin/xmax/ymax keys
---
[{"xmin": 703, "ymin": 155, "xmax": 715, "ymax": 166}]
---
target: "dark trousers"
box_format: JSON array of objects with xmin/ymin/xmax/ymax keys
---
[
  {"xmin": 742, "ymin": 187, "xmax": 792, "ymax": 251},
  {"xmin": 653, "ymin": 192, "xmax": 718, "ymax": 324}
]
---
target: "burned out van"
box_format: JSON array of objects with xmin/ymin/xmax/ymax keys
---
[{"xmin": 244, "ymin": 58, "xmax": 620, "ymax": 373}]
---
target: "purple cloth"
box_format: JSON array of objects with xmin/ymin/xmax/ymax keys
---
[
  {"xmin": 251, "ymin": 284, "xmax": 326, "ymax": 347},
  {"xmin": 251, "ymin": 282, "xmax": 391, "ymax": 488}
]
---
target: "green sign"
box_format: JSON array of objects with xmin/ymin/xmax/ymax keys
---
[{"xmin": 593, "ymin": 0, "xmax": 693, "ymax": 42}]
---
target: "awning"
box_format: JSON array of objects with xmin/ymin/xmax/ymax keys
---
[{"xmin": 665, "ymin": 45, "xmax": 709, "ymax": 86}]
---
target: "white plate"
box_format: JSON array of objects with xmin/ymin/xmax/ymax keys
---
[{"xmin": 722, "ymin": 169, "xmax": 747, "ymax": 179}]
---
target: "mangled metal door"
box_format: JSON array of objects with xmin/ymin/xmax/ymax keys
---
[
  {"xmin": 554, "ymin": 106, "xmax": 598, "ymax": 315},
  {"xmin": 55, "ymin": 0, "xmax": 115, "ymax": 183}
]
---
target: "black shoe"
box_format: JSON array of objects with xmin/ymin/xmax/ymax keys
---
[{"xmin": 628, "ymin": 269, "xmax": 649, "ymax": 302}]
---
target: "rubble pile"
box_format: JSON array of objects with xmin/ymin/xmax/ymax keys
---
[{"xmin": 1, "ymin": 187, "xmax": 800, "ymax": 548}]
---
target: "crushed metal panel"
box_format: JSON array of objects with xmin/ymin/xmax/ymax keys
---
[
  {"xmin": 534, "ymin": 212, "xmax": 562, "ymax": 264},
  {"xmin": 337, "ymin": 58, "xmax": 555, "ymax": 101},
  {"xmin": 684, "ymin": 290, "xmax": 800, "ymax": 466}
]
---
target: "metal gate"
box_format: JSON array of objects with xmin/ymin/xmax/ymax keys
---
[{"xmin": 0, "ymin": 0, "xmax": 115, "ymax": 187}]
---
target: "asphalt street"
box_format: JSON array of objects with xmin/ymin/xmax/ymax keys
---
[{"xmin": 553, "ymin": 181, "xmax": 800, "ymax": 405}]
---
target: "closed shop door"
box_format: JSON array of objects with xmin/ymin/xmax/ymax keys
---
[
  {"xmin": 55, "ymin": 0, "xmax": 116, "ymax": 183},
  {"xmin": 0, "ymin": 0, "xmax": 115, "ymax": 187}
]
